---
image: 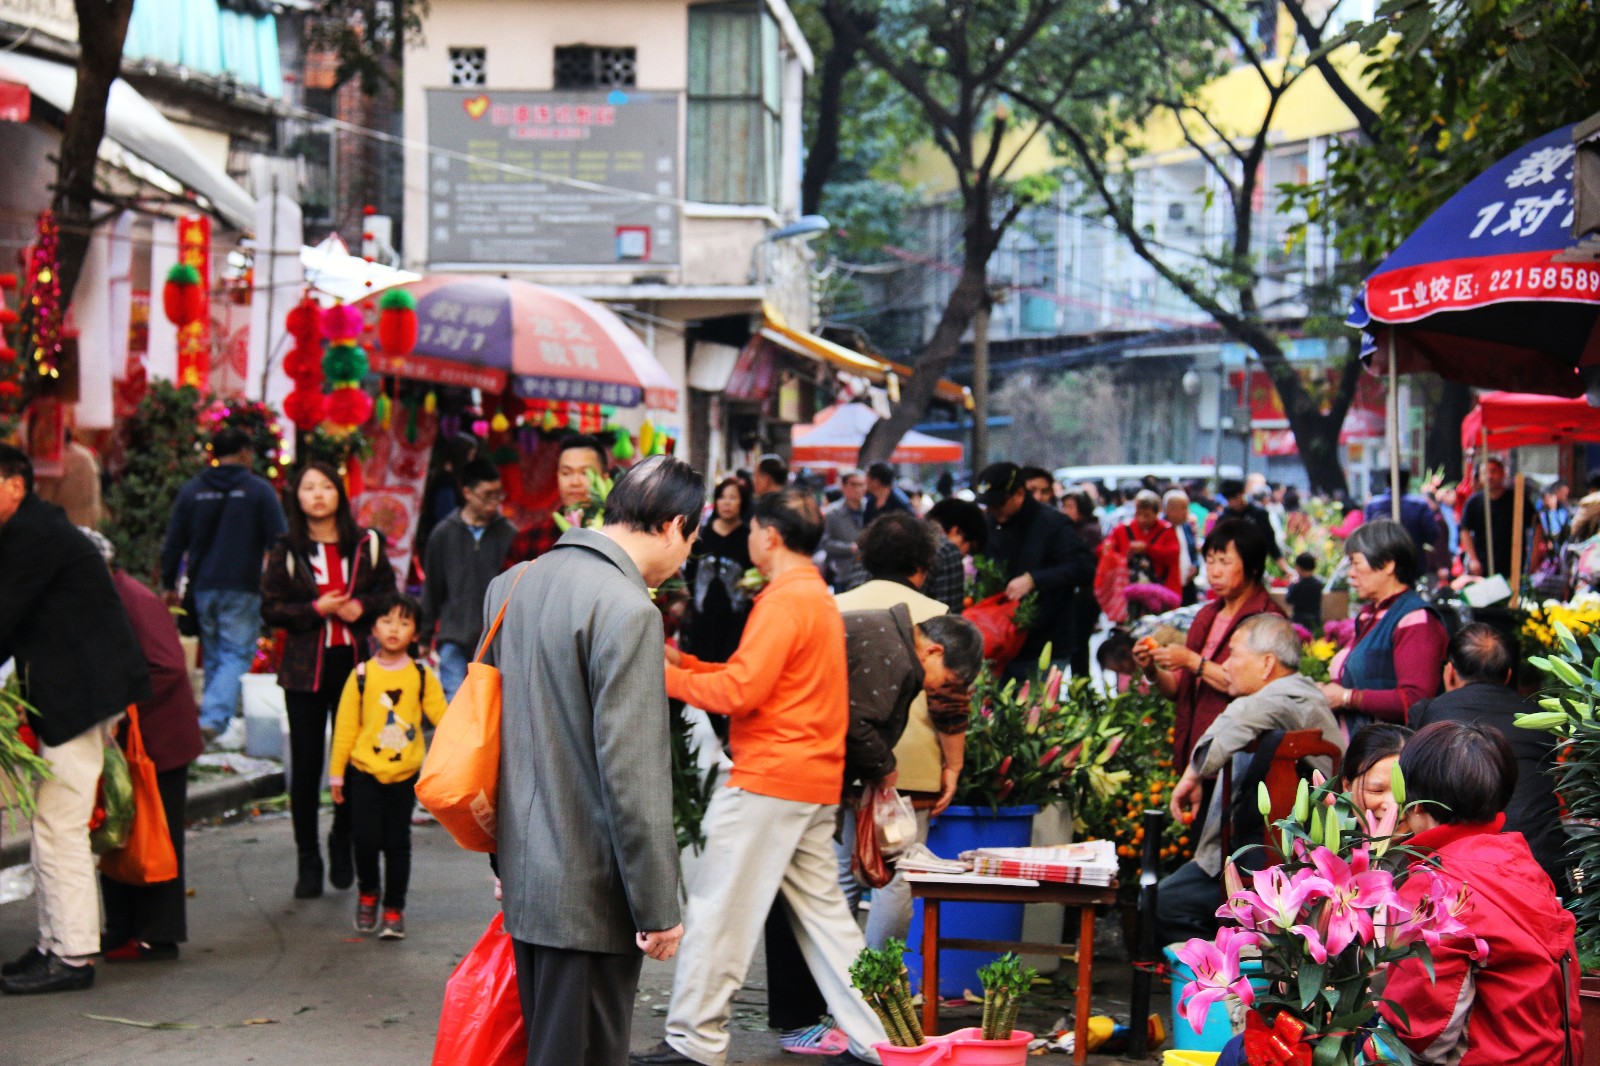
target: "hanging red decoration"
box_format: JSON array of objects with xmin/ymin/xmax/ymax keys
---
[
  {"xmin": 325, "ymin": 386, "xmax": 373, "ymax": 429},
  {"xmin": 285, "ymin": 299, "xmax": 321, "ymax": 343},
  {"xmin": 162, "ymin": 263, "xmax": 206, "ymax": 327},
  {"xmin": 320, "ymin": 303, "xmax": 364, "ymax": 342},
  {"xmin": 376, "ymin": 288, "xmax": 418, "ymax": 356},
  {"xmin": 27, "ymin": 209, "xmax": 64, "ymax": 379},
  {"xmin": 283, "ymin": 386, "xmax": 328, "ymax": 429},
  {"xmin": 283, "ymin": 343, "xmax": 322, "ymax": 382}
]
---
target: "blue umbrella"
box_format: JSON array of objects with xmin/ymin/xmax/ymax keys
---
[{"xmin": 1348, "ymin": 123, "xmax": 1600, "ymax": 397}]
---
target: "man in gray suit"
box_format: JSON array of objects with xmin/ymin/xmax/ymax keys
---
[{"xmin": 482, "ymin": 454, "xmax": 704, "ymax": 1066}]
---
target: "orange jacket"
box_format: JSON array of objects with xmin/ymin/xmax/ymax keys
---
[{"xmin": 666, "ymin": 566, "xmax": 848, "ymax": 804}]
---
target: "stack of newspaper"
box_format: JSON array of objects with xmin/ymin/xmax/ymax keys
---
[
  {"xmin": 894, "ymin": 843, "xmax": 969, "ymax": 875},
  {"xmin": 969, "ymin": 840, "xmax": 1118, "ymax": 886}
]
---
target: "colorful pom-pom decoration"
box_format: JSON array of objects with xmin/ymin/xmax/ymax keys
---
[
  {"xmin": 162, "ymin": 263, "xmax": 206, "ymax": 327},
  {"xmin": 490, "ymin": 411, "xmax": 510, "ymax": 434},
  {"xmin": 283, "ymin": 386, "xmax": 327, "ymax": 429},
  {"xmin": 321, "ymin": 341, "xmax": 369, "ymax": 385},
  {"xmin": 319, "ymin": 303, "xmax": 365, "ymax": 342},
  {"xmin": 285, "ymin": 300, "xmax": 321, "ymax": 343},
  {"xmin": 377, "ymin": 288, "xmax": 419, "ymax": 357},
  {"xmin": 324, "ymin": 386, "xmax": 373, "ymax": 430}
]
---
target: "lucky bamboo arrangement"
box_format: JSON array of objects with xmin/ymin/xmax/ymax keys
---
[
  {"xmin": 0, "ymin": 677, "xmax": 50, "ymax": 828},
  {"xmin": 977, "ymin": 953, "xmax": 1036, "ymax": 1040},
  {"xmin": 848, "ymin": 939, "xmax": 924, "ymax": 1047}
]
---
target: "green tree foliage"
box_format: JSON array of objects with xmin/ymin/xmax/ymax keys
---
[{"xmin": 105, "ymin": 381, "xmax": 207, "ymax": 589}]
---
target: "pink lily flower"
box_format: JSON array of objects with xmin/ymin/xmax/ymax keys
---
[
  {"xmin": 1176, "ymin": 927, "xmax": 1261, "ymax": 1034},
  {"xmin": 1385, "ymin": 870, "xmax": 1481, "ymax": 955},
  {"xmin": 1240, "ymin": 865, "xmax": 1333, "ymax": 930},
  {"xmin": 1358, "ymin": 804, "xmax": 1400, "ymax": 854},
  {"xmin": 1310, "ymin": 847, "xmax": 1396, "ymax": 955},
  {"xmin": 1291, "ymin": 923, "xmax": 1331, "ymax": 964},
  {"xmin": 1043, "ymin": 666, "xmax": 1063, "ymax": 706}
]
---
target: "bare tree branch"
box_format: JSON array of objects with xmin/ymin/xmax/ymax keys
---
[{"xmin": 1281, "ymin": 0, "xmax": 1382, "ymax": 137}]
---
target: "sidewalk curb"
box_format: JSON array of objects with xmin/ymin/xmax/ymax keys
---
[{"xmin": 0, "ymin": 768, "xmax": 286, "ymax": 870}]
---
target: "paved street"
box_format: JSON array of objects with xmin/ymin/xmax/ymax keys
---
[{"xmin": 1, "ymin": 811, "xmax": 1150, "ymax": 1065}]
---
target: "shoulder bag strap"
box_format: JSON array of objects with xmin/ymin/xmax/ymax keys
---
[{"xmin": 473, "ymin": 563, "xmax": 531, "ymax": 663}]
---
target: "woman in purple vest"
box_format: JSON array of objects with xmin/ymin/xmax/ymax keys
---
[{"xmin": 1319, "ymin": 519, "xmax": 1448, "ymax": 737}]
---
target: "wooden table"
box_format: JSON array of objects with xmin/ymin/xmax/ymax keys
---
[{"xmin": 910, "ymin": 879, "xmax": 1120, "ymax": 1066}]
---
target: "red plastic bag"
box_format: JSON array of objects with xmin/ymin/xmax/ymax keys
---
[
  {"xmin": 432, "ymin": 912, "xmax": 525, "ymax": 1066},
  {"xmin": 1094, "ymin": 544, "xmax": 1130, "ymax": 624},
  {"xmin": 965, "ymin": 593, "xmax": 1028, "ymax": 670}
]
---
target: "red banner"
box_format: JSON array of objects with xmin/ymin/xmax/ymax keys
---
[
  {"xmin": 176, "ymin": 215, "xmax": 211, "ymax": 389},
  {"xmin": 0, "ymin": 81, "xmax": 28, "ymax": 123},
  {"xmin": 1366, "ymin": 251, "xmax": 1600, "ymax": 324},
  {"xmin": 351, "ymin": 411, "xmax": 439, "ymax": 580}
]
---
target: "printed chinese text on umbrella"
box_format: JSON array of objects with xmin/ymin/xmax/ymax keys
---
[
  {"xmin": 375, "ymin": 274, "xmax": 678, "ymax": 409},
  {"xmin": 1347, "ymin": 124, "xmax": 1600, "ymax": 397}
]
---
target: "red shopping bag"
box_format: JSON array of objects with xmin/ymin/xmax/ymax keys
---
[
  {"xmin": 965, "ymin": 593, "xmax": 1028, "ymax": 670},
  {"xmin": 431, "ymin": 912, "xmax": 526, "ymax": 1066}
]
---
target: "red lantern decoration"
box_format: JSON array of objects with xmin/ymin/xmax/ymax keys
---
[
  {"xmin": 376, "ymin": 289, "xmax": 418, "ymax": 356},
  {"xmin": 283, "ymin": 386, "xmax": 327, "ymax": 429},
  {"xmin": 320, "ymin": 303, "xmax": 364, "ymax": 342},
  {"xmin": 285, "ymin": 299, "xmax": 321, "ymax": 343},
  {"xmin": 162, "ymin": 264, "xmax": 206, "ymax": 327},
  {"xmin": 325, "ymin": 386, "xmax": 373, "ymax": 430},
  {"xmin": 283, "ymin": 343, "xmax": 322, "ymax": 383}
]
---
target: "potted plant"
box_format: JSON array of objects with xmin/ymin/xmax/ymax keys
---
[
  {"xmin": 1174, "ymin": 770, "xmax": 1481, "ymax": 1064},
  {"xmin": 850, "ymin": 939, "xmax": 925, "ymax": 1050},
  {"xmin": 0, "ymin": 678, "xmax": 50, "ymax": 828},
  {"xmin": 975, "ymin": 953, "xmax": 1036, "ymax": 1043}
]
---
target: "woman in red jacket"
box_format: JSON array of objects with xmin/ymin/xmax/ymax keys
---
[
  {"xmin": 1380, "ymin": 720, "xmax": 1581, "ymax": 1064},
  {"xmin": 1104, "ymin": 489, "xmax": 1182, "ymax": 595}
]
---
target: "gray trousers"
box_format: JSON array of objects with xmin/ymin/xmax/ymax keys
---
[
  {"xmin": 837, "ymin": 807, "xmax": 932, "ymax": 948},
  {"xmin": 664, "ymin": 787, "xmax": 888, "ymax": 1065},
  {"xmin": 513, "ymin": 938, "xmax": 641, "ymax": 1066}
]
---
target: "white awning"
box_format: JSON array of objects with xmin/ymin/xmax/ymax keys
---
[{"xmin": 0, "ymin": 51, "xmax": 255, "ymax": 230}]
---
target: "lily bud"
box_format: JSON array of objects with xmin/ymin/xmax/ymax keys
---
[
  {"xmin": 1293, "ymin": 779, "xmax": 1309, "ymax": 823},
  {"xmin": 1390, "ymin": 762, "xmax": 1406, "ymax": 810},
  {"xmin": 1323, "ymin": 806, "xmax": 1341, "ymax": 851},
  {"xmin": 1257, "ymin": 781, "xmax": 1272, "ymax": 818},
  {"xmin": 1038, "ymin": 642, "xmax": 1054, "ymax": 674}
]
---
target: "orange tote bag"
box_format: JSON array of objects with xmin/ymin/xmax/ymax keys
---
[
  {"xmin": 416, "ymin": 564, "xmax": 529, "ymax": 853},
  {"xmin": 100, "ymin": 706, "xmax": 179, "ymax": 886}
]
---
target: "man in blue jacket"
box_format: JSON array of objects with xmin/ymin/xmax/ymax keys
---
[{"xmin": 161, "ymin": 428, "xmax": 286, "ymax": 741}]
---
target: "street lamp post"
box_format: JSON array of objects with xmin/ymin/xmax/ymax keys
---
[{"xmin": 749, "ymin": 214, "xmax": 831, "ymax": 285}]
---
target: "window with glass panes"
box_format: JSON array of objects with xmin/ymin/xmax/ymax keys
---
[{"xmin": 687, "ymin": 2, "xmax": 780, "ymax": 207}]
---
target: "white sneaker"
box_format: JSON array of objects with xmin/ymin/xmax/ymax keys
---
[{"xmin": 209, "ymin": 717, "xmax": 247, "ymax": 752}]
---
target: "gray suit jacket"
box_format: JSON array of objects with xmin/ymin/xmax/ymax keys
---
[{"xmin": 483, "ymin": 528, "xmax": 681, "ymax": 953}]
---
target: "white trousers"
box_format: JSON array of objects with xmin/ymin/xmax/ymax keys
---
[
  {"xmin": 665, "ymin": 788, "xmax": 888, "ymax": 1065},
  {"xmin": 33, "ymin": 720, "xmax": 114, "ymax": 961}
]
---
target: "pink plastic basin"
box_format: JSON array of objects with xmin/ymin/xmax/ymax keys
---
[{"xmin": 873, "ymin": 1029, "xmax": 1034, "ymax": 1066}]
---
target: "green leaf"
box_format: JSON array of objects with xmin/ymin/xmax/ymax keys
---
[{"xmin": 1298, "ymin": 961, "xmax": 1328, "ymax": 1009}]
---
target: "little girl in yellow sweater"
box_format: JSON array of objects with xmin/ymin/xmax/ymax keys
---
[{"xmin": 329, "ymin": 594, "xmax": 447, "ymax": 939}]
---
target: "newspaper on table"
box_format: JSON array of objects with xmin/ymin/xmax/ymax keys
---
[{"xmin": 969, "ymin": 840, "xmax": 1118, "ymax": 886}]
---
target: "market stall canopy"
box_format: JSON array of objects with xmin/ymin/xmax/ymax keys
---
[
  {"xmin": 301, "ymin": 235, "xmax": 419, "ymax": 304},
  {"xmin": 792, "ymin": 403, "xmax": 964, "ymax": 465},
  {"xmin": 0, "ymin": 51, "xmax": 254, "ymax": 230},
  {"xmin": 382, "ymin": 274, "xmax": 678, "ymax": 409},
  {"xmin": 1461, "ymin": 390, "xmax": 1600, "ymax": 452},
  {"xmin": 1348, "ymin": 123, "xmax": 1600, "ymax": 398},
  {"xmin": 760, "ymin": 312, "xmax": 968, "ymax": 406}
]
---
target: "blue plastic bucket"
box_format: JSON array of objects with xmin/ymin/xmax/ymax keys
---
[
  {"xmin": 1163, "ymin": 945, "xmax": 1267, "ymax": 1051},
  {"xmin": 905, "ymin": 805, "xmax": 1039, "ymax": 998}
]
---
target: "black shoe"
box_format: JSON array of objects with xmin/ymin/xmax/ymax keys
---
[
  {"xmin": 629, "ymin": 1042, "xmax": 703, "ymax": 1065},
  {"xmin": 0, "ymin": 955, "xmax": 94, "ymax": 994},
  {"xmin": 0, "ymin": 947, "xmax": 43, "ymax": 977},
  {"xmin": 294, "ymin": 853, "xmax": 324, "ymax": 899},
  {"xmin": 327, "ymin": 834, "xmax": 354, "ymax": 891}
]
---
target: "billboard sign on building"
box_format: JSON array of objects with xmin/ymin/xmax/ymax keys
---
[{"xmin": 426, "ymin": 89, "xmax": 680, "ymax": 268}]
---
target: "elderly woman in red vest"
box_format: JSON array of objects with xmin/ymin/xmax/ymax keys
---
[
  {"xmin": 1105, "ymin": 489, "xmax": 1183, "ymax": 595},
  {"xmin": 1132, "ymin": 518, "xmax": 1281, "ymax": 773}
]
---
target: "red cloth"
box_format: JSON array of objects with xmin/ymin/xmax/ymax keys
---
[
  {"xmin": 1380, "ymin": 817, "xmax": 1582, "ymax": 1065},
  {"xmin": 111, "ymin": 571, "xmax": 203, "ymax": 773},
  {"xmin": 1170, "ymin": 586, "xmax": 1283, "ymax": 774},
  {"xmin": 1342, "ymin": 592, "xmax": 1448, "ymax": 723},
  {"xmin": 1105, "ymin": 518, "xmax": 1182, "ymax": 594}
]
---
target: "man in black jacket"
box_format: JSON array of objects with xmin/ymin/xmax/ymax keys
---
[
  {"xmin": 1410, "ymin": 623, "xmax": 1573, "ymax": 893},
  {"xmin": 0, "ymin": 445, "xmax": 151, "ymax": 994},
  {"xmin": 421, "ymin": 458, "xmax": 518, "ymax": 700},
  {"xmin": 976, "ymin": 462, "xmax": 1095, "ymax": 679},
  {"xmin": 160, "ymin": 427, "xmax": 286, "ymax": 740}
]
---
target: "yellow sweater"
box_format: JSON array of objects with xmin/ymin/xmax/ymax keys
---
[{"xmin": 329, "ymin": 658, "xmax": 448, "ymax": 784}]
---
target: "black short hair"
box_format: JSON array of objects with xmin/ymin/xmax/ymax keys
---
[
  {"xmin": 460, "ymin": 458, "xmax": 502, "ymax": 491},
  {"xmin": 858, "ymin": 511, "xmax": 937, "ymax": 581},
  {"xmin": 1588, "ymin": 471, "xmax": 1600, "ymax": 493},
  {"xmin": 1342, "ymin": 723, "xmax": 1412, "ymax": 786},
  {"xmin": 757, "ymin": 453, "xmax": 788, "ymax": 486},
  {"xmin": 752, "ymin": 487, "xmax": 823, "ymax": 555},
  {"xmin": 0, "ymin": 443, "xmax": 34, "ymax": 494},
  {"xmin": 559, "ymin": 433, "xmax": 609, "ymax": 471},
  {"xmin": 1400, "ymin": 720, "xmax": 1517, "ymax": 825},
  {"xmin": 927, "ymin": 497, "xmax": 987, "ymax": 553},
  {"xmin": 1447, "ymin": 622, "xmax": 1515, "ymax": 685},
  {"xmin": 1218, "ymin": 479, "xmax": 1245, "ymax": 500},
  {"xmin": 711, "ymin": 475, "xmax": 750, "ymax": 518},
  {"xmin": 1294, "ymin": 552, "xmax": 1317, "ymax": 572},
  {"xmin": 210, "ymin": 426, "xmax": 252, "ymax": 459},
  {"xmin": 1377, "ymin": 468, "xmax": 1412, "ymax": 494},
  {"xmin": 374, "ymin": 591, "xmax": 424, "ymax": 624},
  {"xmin": 866, "ymin": 461, "xmax": 896, "ymax": 487},
  {"xmin": 1199, "ymin": 517, "xmax": 1271, "ymax": 585},
  {"xmin": 1096, "ymin": 630, "xmax": 1135, "ymax": 669},
  {"xmin": 604, "ymin": 455, "xmax": 706, "ymax": 535},
  {"xmin": 1020, "ymin": 466, "xmax": 1053, "ymax": 486},
  {"xmin": 1345, "ymin": 519, "xmax": 1418, "ymax": 585},
  {"xmin": 917, "ymin": 615, "xmax": 985, "ymax": 686}
]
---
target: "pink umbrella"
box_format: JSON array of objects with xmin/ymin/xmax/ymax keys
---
[
  {"xmin": 380, "ymin": 274, "xmax": 678, "ymax": 409},
  {"xmin": 791, "ymin": 403, "xmax": 963, "ymax": 465}
]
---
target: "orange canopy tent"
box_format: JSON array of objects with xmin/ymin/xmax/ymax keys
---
[
  {"xmin": 791, "ymin": 403, "xmax": 964, "ymax": 465},
  {"xmin": 1460, "ymin": 391, "xmax": 1600, "ymax": 453}
]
